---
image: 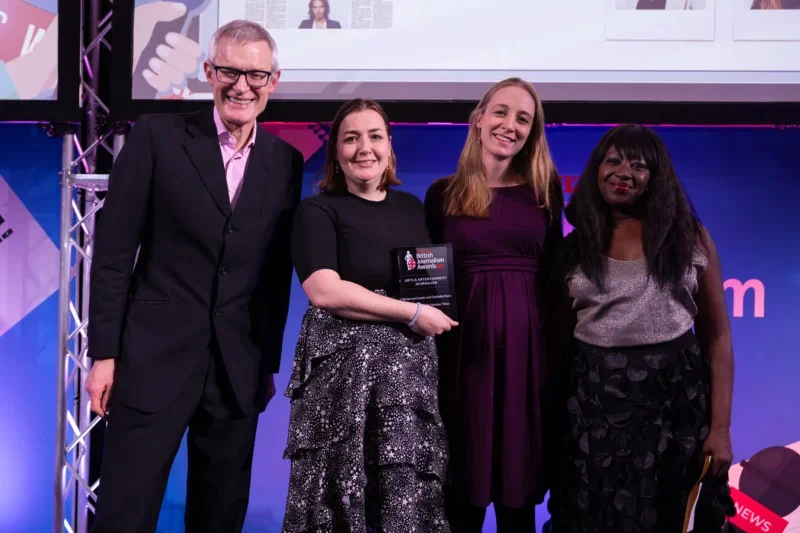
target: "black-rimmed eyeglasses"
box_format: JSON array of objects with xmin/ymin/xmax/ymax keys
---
[{"xmin": 209, "ymin": 63, "xmax": 273, "ymax": 87}]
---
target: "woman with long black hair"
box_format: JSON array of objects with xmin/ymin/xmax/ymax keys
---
[{"xmin": 548, "ymin": 124, "xmax": 735, "ymax": 532}]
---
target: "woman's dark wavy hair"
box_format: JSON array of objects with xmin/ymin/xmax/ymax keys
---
[{"xmin": 563, "ymin": 124, "xmax": 704, "ymax": 292}]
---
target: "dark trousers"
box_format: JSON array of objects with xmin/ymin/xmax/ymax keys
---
[
  {"xmin": 90, "ymin": 347, "xmax": 259, "ymax": 533},
  {"xmin": 448, "ymin": 502, "xmax": 536, "ymax": 533}
]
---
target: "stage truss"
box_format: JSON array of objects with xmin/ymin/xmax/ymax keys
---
[{"xmin": 54, "ymin": 1, "xmax": 125, "ymax": 532}]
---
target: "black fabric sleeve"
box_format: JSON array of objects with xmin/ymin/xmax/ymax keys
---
[
  {"xmin": 250, "ymin": 145, "xmax": 304, "ymax": 376},
  {"xmin": 424, "ymin": 178, "xmax": 448, "ymax": 244},
  {"xmin": 290, "ymin": 198, "xmax": 339, "ymax": 283},
  {"xmin": 540, "ymin": 174, "xmax": 569, "ymax": 493},
  {"xmin": 87, "ymin": 115, "xmax": 155, "ymax": 361},
  {"xmin": 542, "ymin": 174, "xmax": 571, "ymax": 344},
  {"xmin": 543, "ymin": 175, "xmax": 565, "ymax": 274}
]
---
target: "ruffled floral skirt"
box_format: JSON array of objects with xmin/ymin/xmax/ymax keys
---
[
  {"xmin": 547, "ymin": 330, "xmax": 732, "ymax": 533},
  {"xmin": 281, "ymin": 302, "xmax": 450, "ymax": 533}
]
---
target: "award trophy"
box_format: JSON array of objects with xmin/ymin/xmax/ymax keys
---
[{"xmin": 389, "ymin": 244, "xmax": 457, "ymax": 320}]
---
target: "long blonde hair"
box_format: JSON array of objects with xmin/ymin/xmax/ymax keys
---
[{"xmin": 443, "ymin": 77, "xmax": 559, "ymax": 219}]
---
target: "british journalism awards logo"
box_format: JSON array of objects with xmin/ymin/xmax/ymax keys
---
[{"xmin": 404, "ymin": 250, "xmax": 417, "ymax": 271}]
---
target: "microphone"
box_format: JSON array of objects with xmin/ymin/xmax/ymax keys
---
[{"xmin": 729, "ymin": 446, "xmax": 800, "ymax": 533}]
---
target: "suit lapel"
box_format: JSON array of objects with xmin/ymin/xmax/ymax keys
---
[
  {"xmin": 183, "ymin": 108, "xmax": 232, "ymax": 217},
  {"xmin": 229, "ymin": 125, "xmax": 280, "ymax": 223}
]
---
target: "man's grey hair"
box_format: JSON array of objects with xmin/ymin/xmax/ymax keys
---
[{"xmin": 208, "ymin": 20, "xmax": 280, "ymax": 71}]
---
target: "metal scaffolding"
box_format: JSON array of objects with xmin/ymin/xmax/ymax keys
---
[
  {"xmin": 54, "ymin": 1, "xmax": 124, "ymax": 532},
  {"xmin": 55, "ymin": 158, "xmax": 108, "ymax": 533}
]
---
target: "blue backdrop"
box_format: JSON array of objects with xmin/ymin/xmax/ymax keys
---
[
  {"xmin": 1, "ymin": 123, "xmax": 798, "ymax": 532},
  {"xmin": 0, "ymin": 124, "xmax": 63, "ymax": 533}
]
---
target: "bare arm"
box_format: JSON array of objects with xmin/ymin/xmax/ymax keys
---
[
  {"xmin": 302, "ymin": 268, "xmax": 417, "ymax": 322},
  {"xmin": 292, "ymin": 196, "xmax": 457, "ymax": 335},
  {"xmin": 695, "ymin": 228, "xmax": 734, "ymax": 474},
  {"xmin": 302, "ymin": 269, "xmax": 457, "ymax": 336}
]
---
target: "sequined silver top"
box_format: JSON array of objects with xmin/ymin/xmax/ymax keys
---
[{"xmin": 566, "ymin": 250, "xmax": 708, "ymax": 347}]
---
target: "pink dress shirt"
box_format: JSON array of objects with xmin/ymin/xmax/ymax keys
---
[{"xmin": 213, "ymin": 107, "xmax": 256, "ymax": 209}]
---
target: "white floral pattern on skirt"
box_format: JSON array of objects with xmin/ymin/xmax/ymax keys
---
[{"xmin": 281, "ymin": 301, "xmax": 450, "ymax": 533}]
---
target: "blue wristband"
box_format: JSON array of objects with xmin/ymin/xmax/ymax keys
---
[{"xmin": 408, "ymin": 302, "xmax": 422, "ymax": 327}]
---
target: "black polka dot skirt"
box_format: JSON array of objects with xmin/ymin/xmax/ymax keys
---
[
  {"xmin": 547, "ymin": 331, "xmax": 733, "ymax": 533},
  {"xmin": 281, "ymin": 301, "xmax": 450, "ymax": 533}
]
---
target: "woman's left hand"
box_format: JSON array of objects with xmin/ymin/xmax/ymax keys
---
[{"xmin": 703, "ymin": 427, "xmax": 734, "ymax": 478}]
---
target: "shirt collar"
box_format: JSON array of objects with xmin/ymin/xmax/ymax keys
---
[{"xmin": 213, "ymin": 106, "xmax": 257, "ymax": 150}]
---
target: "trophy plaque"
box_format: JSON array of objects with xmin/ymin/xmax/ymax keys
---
[{"xmin": 390, "ymin": 244, "xmax": 457, "ymax": 320}]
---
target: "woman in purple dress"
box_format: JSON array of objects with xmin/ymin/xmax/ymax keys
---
[{"xmin": 424, "ymin": 77, "xmax": 564, "ymax": 532}]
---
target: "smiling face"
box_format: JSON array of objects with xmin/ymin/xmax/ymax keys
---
[
  {"xmin": 475, "ymin": 85, "xmax": 536, "ymax": 162},
  {"xmin": 597, "ymin": 145, "xmax": 651, "ymax": 208},
  {"xmin": 204, "ymin": 38, "xmax": 278, "ymax": 129},
  {"xmin": 336, "ymin": 109, "xmax": 391, "ymax": 191},
  {"xmin": 311, "ymin": 0, "xmax": 326, "ymax": 20}
]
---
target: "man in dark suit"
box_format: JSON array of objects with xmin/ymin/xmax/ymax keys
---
[
  {"xmin": 298, "ymin": 17, "xmax": 342, "ymax": 28},
  {"xmin": 85, "ymin": 19, "xmax": 303, "ymax": 533}
]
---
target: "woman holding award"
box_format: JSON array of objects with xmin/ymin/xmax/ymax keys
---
[
  {"xmin": 424, "ymin": 78, "xmax": 564, "ymax": 532},
  {"xmin": 282, "ymin": 98, "xmax": 456, "ymax": 533}
]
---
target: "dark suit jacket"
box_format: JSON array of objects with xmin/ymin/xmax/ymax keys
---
[
  {"xmin": 636, "ymin": 0, "xmax": 667, "ymax": 8},
  {"xmin": 752, "ymin": 0, "xmax": 800, "ymax": 7},
  {"xmin": 87, "ymin": 107, "xmax": 303, "ymax": 414},
  {"xmin": 298, "ymin": 18, "xmax": 342, "ymax": 28}
]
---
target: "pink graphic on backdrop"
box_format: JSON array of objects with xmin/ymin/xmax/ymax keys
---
[
  {"xmin": 260, "ymin": 123, "xmax": 327, "ymax": 162},
  {"xmin": 0, "ymin": 0, "xmax": 56, "ymax": 62},
  {"xmin": 562, "ymin": 213, "xmax": 574, "ymax": 235},
  {"xmin": 0, "ymin": 173, "xmax": 60, "ymax": 337},
  {"xmin": 724, "ymin": 279, "xmax": 765, "ymax": 318},
  {"xmin": 562, "ymin": 176, "xmax": 577, "ymax": 235}
]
